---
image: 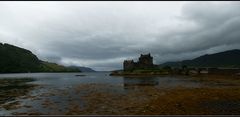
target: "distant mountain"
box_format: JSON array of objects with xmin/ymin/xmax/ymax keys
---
[
  {"xmin": 68, "ymin": 66, "xmax": 96, "ymax": 72},
  {"xmin": 0, "ymin": 43, "xmax": 80, "ymax": 73},
  {"xmin": 160, "ymin": 49, "xmax": 240, "ymax": 68},
  {"xmin": 39, "ymin": 61, "xmax": 80, "ymax": 73}
]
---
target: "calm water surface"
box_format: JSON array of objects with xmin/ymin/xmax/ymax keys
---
[
  {"xmin": 0, "ymin": 72, "xmax": 201, "ymax": 88},
  {"xmin": 0, "ymin": 72, "xmax": 201, "ymax": 115}
]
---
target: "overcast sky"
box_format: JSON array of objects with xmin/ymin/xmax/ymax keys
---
[{"xmin": 1, "ymin": 1, "xmax": 240, "ymax": 71}]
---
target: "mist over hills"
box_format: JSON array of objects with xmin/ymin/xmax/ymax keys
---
[
  {"xmin": 1, "ymin": 42, "xmax": 240, "ymax": 73},
  {"xmin": 67, "ymin": 66, "xmax": 96, "ymax": 72},
  {"xmin": 0, "ymin": 43, "xmax": 81, "ymax": 73}
]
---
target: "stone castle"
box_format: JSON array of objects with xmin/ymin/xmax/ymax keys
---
[{"xmin": 123, "ymin": 53, "xmax": 157, "ymax": 71}]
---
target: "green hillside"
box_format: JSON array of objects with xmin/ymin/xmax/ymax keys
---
[
  {"xmin": 0, "ymin": 43, "xmax": 80, "ymax": 73},
  {"xmin": 161, "ymin": 49, "xmax": 240, "ymax": 68},
  {"xmin": 39, "ymin": 61, "xmax": 80, "ymax": 72}
]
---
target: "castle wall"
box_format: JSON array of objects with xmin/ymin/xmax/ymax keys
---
[
  {"xmin": 123, "ymin": 53, "xmax": 156, "ymax": 70},
  {"xmin": 123, "ymin": 60, "xmax": 135, "ymax": 71},
  {"xmin": 208, "ymin": 68, "xmax": 240, "ymax": 75}
]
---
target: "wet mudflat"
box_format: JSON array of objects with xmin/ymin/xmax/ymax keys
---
[
  {"xmin": 61, "ymin": 82, "xmax": 240, "ymax": 115},
  {"xmin": 0, "ymin": 72, "xmax": 240, "ymax": 115},
  {"xmin": 0, "ymin": 78, "xmax": 38, "ymax": 112}
]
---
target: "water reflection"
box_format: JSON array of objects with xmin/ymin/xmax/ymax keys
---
[
  {"xmin": 122, "ymin": 76, "xmax": 202, "ymax": 91},
  {"xmin": 123, "ymin": 77, "xmax": 159, "ymax": 90},
  {"xmin": 0, "ymin": 73, "xmax": 205, "ymax": 115}
]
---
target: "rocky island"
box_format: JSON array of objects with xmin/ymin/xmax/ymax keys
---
[
  {"xmin": 110, "ymin": 53, "xmax": 170, "ymax": 76},
  {"xmin": 110, "ymin": 51, "xmax": 240, "ymax": 76}
]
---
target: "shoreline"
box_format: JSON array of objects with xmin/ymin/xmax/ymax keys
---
[
  {"xmin": 110, "ymin": 71, "xmax": 240, "ymax": 78},
  {"xmin": 1, "ymin": 72, "xmax": 240, "ymax": 115}
]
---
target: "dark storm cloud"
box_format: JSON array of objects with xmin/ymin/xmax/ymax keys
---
[
  {"xmin": 0, "ymin": 1, "xmax": 240, "ymax": 71},
  {"xmin": 149, "ymin": 2, "xmax": 240, "ymax": 63}
]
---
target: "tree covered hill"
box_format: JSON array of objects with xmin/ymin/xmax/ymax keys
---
[
  {"xmin": 0, "ymin": 43, "xmax": 80, "ymax": 73},
  {"xmin": 160, "ymin": 49, "xmax": 240, "ymax": 68}
]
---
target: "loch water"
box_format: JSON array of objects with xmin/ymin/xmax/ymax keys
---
[{"xmin": 0, "ymin": 72, "xmax": 202, "ymax": 115}]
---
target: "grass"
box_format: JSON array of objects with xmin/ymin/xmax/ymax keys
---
[{"xmin": 110, "ymin": 69, "xmax": 170, "ymax": 76}]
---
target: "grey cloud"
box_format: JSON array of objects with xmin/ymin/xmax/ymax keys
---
[
  {"xmin": 147, "ymin": 2, "xmax": 240, "ymax": 64},
  {"xmin": 0, "ymin": 1, "xmax": 240, "ymax": 71},
  {"xmin": 182, "ymin": 2, "xmax": 240, "ymax": 27}
]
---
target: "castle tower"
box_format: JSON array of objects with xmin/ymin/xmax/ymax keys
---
[
  {"xmin": 123, "ymin": 53, "xmax": 155, "ymax": 71},
  {"xmin": 123, "ymin": 60, "xmax": 135, "ymax": 71},
  {"xmin": 138, "ymin": 53, "xmax": 153, "ymax": 67}
]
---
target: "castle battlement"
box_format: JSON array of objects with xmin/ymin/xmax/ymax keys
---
[{"xmin": 123, "ymin": 53, "xmax": 157, "ymax": 71}]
